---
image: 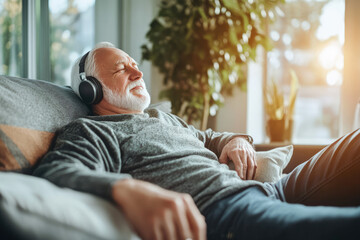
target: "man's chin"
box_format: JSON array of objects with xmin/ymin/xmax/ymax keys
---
[
  {"xmin": 130, "ymin": 96, "xmax": 151, "ymax": 111},
  {"xmin": 131, "ymin": 91, "xmax": 151, "ymax": 103}
]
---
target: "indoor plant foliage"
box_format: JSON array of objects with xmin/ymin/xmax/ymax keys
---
[
  {"xmin": 142, "ymin": 0, "xmax": 284, "ymax": 130},
  {"xmin": 264, "ymin": 70, "xmax": 299, "ymax": 142}
]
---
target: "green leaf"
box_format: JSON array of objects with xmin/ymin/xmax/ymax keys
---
[
  {"xmin": 197, "ymin": 7, "xmax": 207, "ymax": 21},
  {"xmin": 229, "ymin": 27, "xmax": 238, "ymax": 45},
  {"xmin": 222, "ymin": 0, "xmax": 240, "ymax": 12}
]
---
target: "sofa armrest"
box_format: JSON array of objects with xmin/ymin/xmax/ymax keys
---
[
  {"xmin": 0, "ymin": 172, "xmax": 140, "ymax": 240},
  {"xmin": 255, "ymin": 144, "xmax": 327, "ymax": 174}
]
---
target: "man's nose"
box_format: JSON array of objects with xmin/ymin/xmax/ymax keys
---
[{"xmin": 129, "ymin": 67, "xmax": 143, "ymax": 81}]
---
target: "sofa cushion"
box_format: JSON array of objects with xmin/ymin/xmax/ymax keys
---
[
  {"xmin": 0, "ymin": 172, "xmax": 140, "ymax": 240},
  {"xmin": 0, "ymin": 75, "xmax": 90, "ymax": 172},
  {"xmin": 229, "ymin": 145, "xmax": 293, "ymax": 182}
]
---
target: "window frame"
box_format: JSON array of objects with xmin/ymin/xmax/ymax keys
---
[{"xmin": 341, "ymin": 0, "xmax": 360, "ymax": 135}]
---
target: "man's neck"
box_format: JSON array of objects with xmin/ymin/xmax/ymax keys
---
[{"xmin": 92, "ymin": 100, "xmax": 143, "ymax": 115}]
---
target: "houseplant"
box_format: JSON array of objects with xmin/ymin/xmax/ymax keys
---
[
  {"xmin": 142, "ymin": 0, "xmax": 284, "ymax": 130},
  {"xmin": 264, "ymin": 70, "xmax": 299, "ymax": 142}
]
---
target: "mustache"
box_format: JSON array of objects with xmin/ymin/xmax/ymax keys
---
[{"xmin": 127, "ymin": 80, "xmax": 145, "ymax": 91}]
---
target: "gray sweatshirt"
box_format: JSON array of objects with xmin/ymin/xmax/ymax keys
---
[{"xmin": 34, "ymin": 108, "xmax": 269, "ymax": 211}]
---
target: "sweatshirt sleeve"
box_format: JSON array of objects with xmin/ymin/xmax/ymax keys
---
[
  {"xmin": 166, "ymin": 112, "xmax": 254, "ymax": 157},
  {"xmin": 32, "ymin": 118, "xmax": 131, "ymax": 201},
  {"xmin": 193, "ymin": 128, "xmax": 254, "ymax": 157}
]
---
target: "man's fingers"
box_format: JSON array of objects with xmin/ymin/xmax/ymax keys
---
[
  {"xmin": 183, "ymin": 194, "xmax": 206, "ymax": 240},
  {"xmin": 153, "ymin": 218, "xmax": 164, "ymax": 240},
  {"xmin": 242, "ymin": 155, "xmax": 248, "ymax": 179},
  {"xmin": 162, "ymin": 210, "xmax": 177, "ymax": 240},
  {"xmin": 251, "ymin": 151, "xmax": 257, "ymax": 180},
  {"xmin": 172, "ymin": 198, "xmax": 193, "ymax": 240},
  {"xmin": 234, "ymin": 151, "xmax": 246, "ymax": 179},
  {"xmin": 220, "ymin": 136, "xmax": 257, "ymax": 179},
  {"xmin": 246, "ymin": 156, "xmax": 256, "ymax": 180},
  {"xmin": 113, "ymin": 180, "xmax": 205, "ymax": 240},
  {"xmin": 252, "ymin": 164, "xmax": 257, "ymax": 180},
  {"xmin": 219, "ymin": 150, "xmax": 228, "ymax": 164},
  {"xmin": 230, "ymin": 149, "xmax": 257, "ymax": 180},
  {"xmin": 235, "ymin": 162, "xmax": 244, "ymax": 179}
]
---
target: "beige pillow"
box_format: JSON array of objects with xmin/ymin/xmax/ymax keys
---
[{"xmin": 228, "ymin": 145, "xmax": 293, "ymax": 183}]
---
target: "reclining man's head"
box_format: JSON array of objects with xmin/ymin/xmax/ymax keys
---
[{"xmin": 71, "ymin": 42, "xmax": 151, "ymax": 115}]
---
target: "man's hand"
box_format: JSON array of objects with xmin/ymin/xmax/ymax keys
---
[
  {"xmin": 112, "ymin": 179, "xmax": 206, "ymax": 240},
  {"xmin": 219, "ymin": 137, "xmax": 256, "ymax": 180}
]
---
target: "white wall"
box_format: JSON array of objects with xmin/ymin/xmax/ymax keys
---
[
  {"xmin": 342, "ymin": 0, "xmax": 360, "ymax": 135},
  {"xmin": 215, "ymin": 89, "xmax": 248, "ymax": 134},
  {"xmin": 121, "ymin": 0, "xmax": 161, "ymax": 98},
  {"xmin": 247, "ymin": 58, "xmax": 265, "ymax": 143},
  {"xmin": 95, "ymin": 0, "xmax": 121, "ymax": 46}
]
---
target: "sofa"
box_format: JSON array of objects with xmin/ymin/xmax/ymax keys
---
[
  {"xmin": 0, "ymin": 75, "xmax": 325, "ymax": 239},
  {"xmin": 0, "ymin": 75, "xmax": 141, "ymax": 239}
]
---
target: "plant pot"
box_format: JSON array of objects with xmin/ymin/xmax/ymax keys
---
[
  {"xmin": 284, "ymin": 119, "xmax": 294, "ymax": 142},
  {"xmin": 267, "ymin": 119, "xmax": 286, "ymax": 142},
  {"xmin": 266, "ymin": 119, "xmax": 294, "ymax": 143}
]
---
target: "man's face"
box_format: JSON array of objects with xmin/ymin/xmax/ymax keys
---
[{"xmin": 95, "ymin": 47, "xmax": 150, "ymax": 111}]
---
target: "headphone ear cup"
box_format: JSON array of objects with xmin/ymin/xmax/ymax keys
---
[
  {"xmin": 87, "ymin": 76, "xmax": 103, "ymax": 104},
  {"xmin": 79, "ymin": 77, "xmax": 103, "ymax": 105}
]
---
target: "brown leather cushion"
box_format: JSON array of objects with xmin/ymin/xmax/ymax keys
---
[{"xmin": 0, "ymin": 75, "xmax": 90, "ymax": 172}]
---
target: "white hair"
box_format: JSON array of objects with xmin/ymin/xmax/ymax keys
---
[{"xmin": 70, "ymin": 42, "xmax": 116, "ymax": 98}]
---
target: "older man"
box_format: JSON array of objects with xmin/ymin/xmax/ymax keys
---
[{"xmin": 34, "ymin": 42, "xmax": 360, "ymax": 240}]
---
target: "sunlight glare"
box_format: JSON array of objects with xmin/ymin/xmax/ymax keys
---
[
  {"xmin": 270, "ymin": 31, "xmax": 280, "ymax": 41},
  {"xmin": 316, "ymin": 0, "xmax": 345, "ymax": 44},
  {"xmin": 319, "ymin": 42, "xmax": 342, "ymax": 70},
  {"xmin": 282, "ymin": 33, "xmax": 292, "ymax": 45},
  {"xmin": 326, "ymin": 70, "xmax": 342, "ymax": 86}
]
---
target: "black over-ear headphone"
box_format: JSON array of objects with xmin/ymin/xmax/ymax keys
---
[{"xmin": 78, "ymin": 51, "xmax": 103, "ymax": 105}]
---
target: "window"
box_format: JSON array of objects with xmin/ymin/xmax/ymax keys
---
[
  {"xmin": 49, "ymin": 0, "xmax": 95, "ymax": 85},
  {"xmin": 268, "ymin": 0, "xmax": 344, "ymax": 143},
  {"xmin": 248, "ymin": 0, "xmax": 360, "ymax": 145},
  {"xmin": 0, "ymin": 0, "xmax": 22, "ymax": 77}
]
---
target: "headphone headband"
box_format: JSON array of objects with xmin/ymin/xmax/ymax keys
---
[{"xmin": 79, "ymin": 51, "xmax": 90, "ymax": 80}]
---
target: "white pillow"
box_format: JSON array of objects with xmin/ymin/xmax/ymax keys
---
[{"xmin": 228, "ymin": 145, "xmax": 293, "ymax": 183}]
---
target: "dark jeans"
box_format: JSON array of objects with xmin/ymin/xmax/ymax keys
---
[{"xmin": 202, "ymin": 129, "xmax": 360, "ymax": 240}]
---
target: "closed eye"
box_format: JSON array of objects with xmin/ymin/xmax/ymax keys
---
[
  {"xmin": 114, "ymin": 63, "xmax": 125, "ymax": 73},
  {"xmin": 114, "ymin": 68, "xmax": 124, "ymax": 74}
]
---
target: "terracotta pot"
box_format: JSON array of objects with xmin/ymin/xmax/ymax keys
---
[
  {"xmin": 285, "ymin": 119, "xmax": 294, "ymax": 142},
  {"xmin": 266, "ymin": 119, "xmax": 294, "ymax": 143}
]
